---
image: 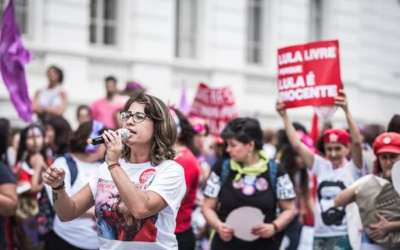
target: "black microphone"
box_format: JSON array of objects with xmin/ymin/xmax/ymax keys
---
[{"xmin": 87, "ymin": 128, "xmax": 131, "ymax": 145}]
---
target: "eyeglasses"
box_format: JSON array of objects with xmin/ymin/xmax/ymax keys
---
[{"xmin": 119, "ymin": 111, "xmax": 148, "ymax": 123}]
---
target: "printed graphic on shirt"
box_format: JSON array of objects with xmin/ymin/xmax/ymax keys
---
[
  {"xmin": 95, "ymin": 178, "xmax": 158, "ymax": 242},
  {"xmin": 203, "ymin": 172, "xmax": 221, "ymax": 198},
  {"xmin": 139, "ymin": 168, "xmax": 156, "ymax": 184},
  {"xmin": 317, "ymin": 180, "xmax": 346, "ymax": 226},
  {"xmin": 276, "ymin": 174, "xmax": 296, "ymax": 200}
]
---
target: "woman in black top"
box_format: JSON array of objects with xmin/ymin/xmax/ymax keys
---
[
  {"xmin": 0, "ymin": 119, "xmax": 17, "ymax": 250},
  {"xmin": 202, "ymin": 118, "xmax": 296, "ymax": 250}
]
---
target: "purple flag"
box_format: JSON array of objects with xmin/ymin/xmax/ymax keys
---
[
  {"xmin": 179, "ymin": 80, "xmax": 190, "ymax": 115},
  {"xmin": 0, "ymin": 0, "xmax": 33, "ymax": 122}
]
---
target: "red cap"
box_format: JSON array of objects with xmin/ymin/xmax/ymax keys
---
[
  {"xmin": 372, "ymin": 132, "xmax": 400, "ymax": 155},
  {"xmin": 323, "ymin": 129, "xmax": 350, "ymax": 145}
]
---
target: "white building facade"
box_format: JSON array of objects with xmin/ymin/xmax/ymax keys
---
[{"xmin": 0, "ymin": 0, "xmax": 399, "ymax": 129}]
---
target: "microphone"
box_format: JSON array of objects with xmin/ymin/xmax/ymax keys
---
[{"xmin": 87, "ymin": 128, "xmax": 131, "ymax": 145}]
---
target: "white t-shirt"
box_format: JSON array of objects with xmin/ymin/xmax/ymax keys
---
[
  {"xmin": 312, "ymin": 155, "xmax": 367, "ymax": 237},
  {"xmin": 38, "ymin": 87, "xmax": 63, "ymax": 109},
  {"xmin": 45, "ymin": 157, "xmax": 100, "ymax": 249},
  {"xmin": 88, "ymin": 159, "xmax": 186, "ymax": 250}
]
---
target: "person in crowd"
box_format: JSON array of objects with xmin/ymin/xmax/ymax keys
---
[
  {"xmin": 202, "ymin": 117, "xmax": 296, "ymax": 250},
  {"xmin": 43, "ymin": 115, "xmax": 73, "ymax": 159},
  {"xmin": 263, "ymin": 129, "xmax": 278, "ymax": 159},
  {"xmin": 0, "ymin": 119, "xmax": 12, "ymax": 167},
  {"xmin": 7, "ymin": 129, "xmax": 21, "ymax": 169},
  {"xmin": 187, "ymin": 116, "xmax": 211, "ymax": 186},
  {"xmin": 278, "ymin": 131, "xmax": 316, "ymax": 250},
  {"xmin": 120, "ymin": 81, "xmax": 146, "ymax": 101},
  {"xmin": 169, "ymin": 108, "xmax": 201, "ymax": 250},
  {"xmin": 11, "ymin": 124, "xmax": 51, "ymax": 250},
  {"xmin": 91, "ymin": 76, "xmax": 125, "ymax": 129},
  {"xmin": 276, "ymin": 90, "xmax": 367, "ymax": 250},
  {"xmin": 387, "ymin": 114, "xmax": 400, "ymax": 134},
  {"xmin": 32, "ymin": 66, "xmax": 67, "ymax": 121},
  {"xmin": 76, "ymin": 105, "xmax": 93, "ymax": 126},
  {"xmin": 335, "ymin": 132, "xmax": 400, "ymax": 250},
  {"xmin": 43, "ymin": 93, "xmax": 186, "ymax": 250},
  {"xmin": 0, "ymin": 119, "xmax": 17, "ymax": 250},
  {"xmin": 44, "ymin": 120, "xmax": 106, "ymax": 250}
]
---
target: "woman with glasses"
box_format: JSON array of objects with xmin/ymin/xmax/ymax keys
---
[
  {"xmin": 202, "ymin": 117, "xmax": 296, "ymax": 250},
  {"xmin": 43, "ymin": 93, "xmax": 186, "ymax": 250}
]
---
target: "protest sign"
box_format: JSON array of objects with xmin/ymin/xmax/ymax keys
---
[
  {"xmin": 189, "ymin": 83, "xmax": 237, "ymax": 136},
  {"xmin": 277, "ymin": 40, "xmax": 342, "ymax": 109}
]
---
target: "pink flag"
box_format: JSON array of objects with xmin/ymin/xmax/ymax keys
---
[
  {"xmin": 179, "ymin": 81, "xmax": 190, "ymax": 115},
  {"xmin": 0, "ymin": 0, "xmax": 34, "ymax": 122}
]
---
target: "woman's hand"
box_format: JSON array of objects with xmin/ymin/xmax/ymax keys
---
[
  {"xmin": 251, "ymin": 223, "xmax": 275, "ymax": 238},
  {"xmin": 217, "ymin": 223, "xmax": 234, "ymax": 242},
  {"xmin": 368, "ymin": 212, "xmax": 391, "ymax": 240},
  {"xmin": 276, "ymin": 99, "xmax": 287, "ymax": 117},
  {"xmin": 30, "ymin": 153, "xmax": 46, "ymax": 171},
  {"xmin": 334, "ymin": 89, "xmax": 349, "ymax": 113},
  {"xmin": 43, "ymin": 166, "xmax": 65, "ymax": 188},
  {"xmin": 102, "ymin": 130, "xmax": 124, "ymax": 165}
]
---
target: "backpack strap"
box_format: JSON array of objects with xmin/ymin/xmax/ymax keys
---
[
  {"xmin": 64, "ymin": 154, "xmax": 78, "ymax": 186},
  {"xmin": 220, "ymin": 159, "xmax": 230, "ymax": 187},
  {"xmin": 268, "ymin": 160, "xmax": 278, "ymax": 196}
]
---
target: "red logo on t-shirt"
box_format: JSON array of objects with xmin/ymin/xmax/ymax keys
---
[{"xmin": 139, "ymin": 169, "xmax": 156, "ymax": 184}]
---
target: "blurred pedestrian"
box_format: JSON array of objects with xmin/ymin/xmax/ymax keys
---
[
  {"xmin": 387, "ymin": 114, "xmax": 400, "ymax": 134},
  {"xmin": 335, "ymin": 132, "xmax": 400, "ymax": 249},
  {"xmin": 169, "ymin": 108, "xmax": 201, "ymax": 250},
  {"xmin": 0, "ymin": 118, "xmax": 17, "ymax": 250},
  {"xmin": 43, "ymin": 115, "xmax": 72, "ymax": 159},
  {"xmin": 91, "ymin": 76, "xmax": 124, "ymax": 129},
  {"xmin": 76, "ymin": 105, "xmax": 92, "ymax": 126},
  {"xmin": 32, "ymin": 66, "xmax": 67, "ymax": 122},
  {"xmin": 44, "ymin": 120, "xmax": 106, "ymax": 250}
]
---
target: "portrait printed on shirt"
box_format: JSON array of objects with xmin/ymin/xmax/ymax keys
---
[
  {"xmin": 276, "ymin": 174, "xmax": 296, "ymax": 200},
  {"xmin": 317, "ymin": 180, "xmax": 346, "ymax": 226},
  {"xmin": 95, "ymin": 169, "xmax": 158, "ymax": 242},
  {"xmin": 203, "ymin": 172, "xmax": 222, "ymax": 198}
]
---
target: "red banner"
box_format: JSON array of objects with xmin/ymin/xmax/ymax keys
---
[
  {"xmin": 277, "ymin": 40, "xmax": 342, "ymax": 109},
  {"xmin": 189, "ymin": 83, "xmax": 237, "ymax": 136}
]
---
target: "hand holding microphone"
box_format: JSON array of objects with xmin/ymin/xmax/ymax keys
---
[
  {"xmin": 87, "ymin": 128, "xmax": 131, "ymax": 165},
  {"xmin": 87, "ymin": 128, "xmax": 130, "ymax": 145}
]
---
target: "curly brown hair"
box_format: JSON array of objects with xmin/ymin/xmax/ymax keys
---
[{"xmin": 121, "ymin": 93, "xmax": 177, "ymax": 166}]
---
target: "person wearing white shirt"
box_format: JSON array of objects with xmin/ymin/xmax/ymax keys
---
[{"xmin": 43, "ymin": 94, "xmax": 186, "ymax": 250}]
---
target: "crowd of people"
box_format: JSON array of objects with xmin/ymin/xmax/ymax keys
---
[{"xmin": 0, "ymin": 65, "xmax": 400, "ymax": 250}]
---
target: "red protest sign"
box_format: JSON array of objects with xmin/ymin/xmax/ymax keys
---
[
  {"xmin": 189, "ymin": 83, "xmax": 237, "ymax": 136},
  {"xmin": 277, "ymin": 40, "xmax": 342, "ymax": 109}
]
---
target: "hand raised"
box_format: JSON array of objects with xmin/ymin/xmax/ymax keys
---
[
  {"xmin": 43, "ymin": 166, "xmax": 65, "ymax": 188},
  {"xmin": 276, "ymin": 99, "xmax": 287, "ymax": 117},
  {"xmin": 334, "ymin": 89, "xmax": 349, "ymax": 113}
]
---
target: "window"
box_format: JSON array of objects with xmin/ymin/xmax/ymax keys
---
[
  {"xmin": 247, "ymin": 0, "xmax": 263, "ymax": 64},
  {"xmin": 175, "ymin": 0, "xmax": 197, "ymax": 59},
  {"xmin": 0, "ymin": 0, "xmax": 29, "ymax": 34},
  {"xmin": 310, "ymin": 0, "xmax": 324, "ymax": 41},
  {"xmin": 90, "ymin": 0, "xmax": 117, "ymax": 45}
]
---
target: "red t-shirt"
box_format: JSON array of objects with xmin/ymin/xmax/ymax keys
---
[{"xmin": 174, "ymin": 148, "xmax": 200, "ymax": 233}]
